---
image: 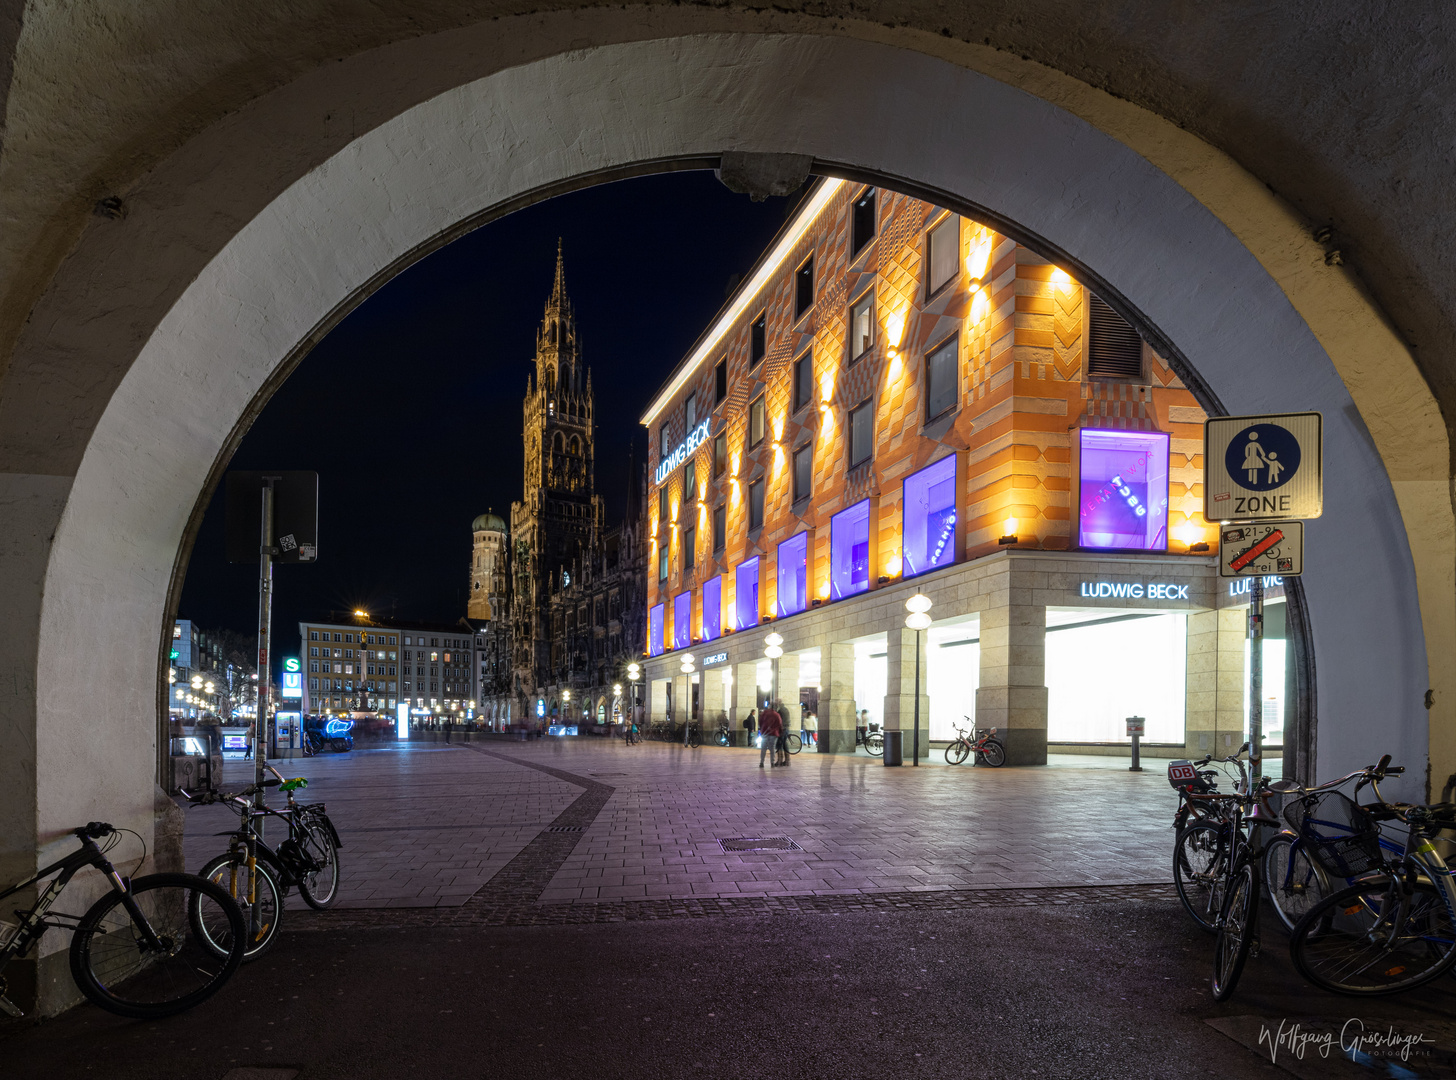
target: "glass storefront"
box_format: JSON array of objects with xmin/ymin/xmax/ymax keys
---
[
  {"xmin": 853, "ymin": 641, "xmax": 887, "ymax": 732},
  {"xmin": 926, "ymin": 621, "xmax": 980, "ymax": 741},
  {"xmin": 903, "ymin": 455, "xmax": 958, "ymax": 578},
  {"xmin": 1046, "ymin": 610, "xmax": 1187, "ymax": 743},
  {"xmin": 830, "ymin": 499, "xmax": 872, "ymax": 600}
]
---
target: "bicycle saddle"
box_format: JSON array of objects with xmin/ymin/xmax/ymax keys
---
[{"xmin": 278, "ymin": 778, "xmax": 309, "ymax": 792}]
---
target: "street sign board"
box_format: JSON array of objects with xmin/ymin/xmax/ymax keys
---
[
  {"xmin": 1125, "ymin": 716, "xmax": 1145, "ymax": 737},
  {"xmin": 1218, "ymin": 521, "xmax": 1304, "ymax": 578},
  {"xmin": 225, "ymin": 471, "xmax": 320, "ymax": 563},
  {"xmin": 1204, "ymin": 413, "xmax": 1322, "ymax": 521}
]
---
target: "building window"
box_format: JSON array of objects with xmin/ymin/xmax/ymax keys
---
[
  {"xmin": 849, "ymin": 292, "xmax": 874, "ymax": 362},
  {"xmin": 750, "ymin": 314, "xmax": 766, "ymax": 367},
  {"xmin": 310, "ymin": 660, "xmax": 319, "ymax": 673},
  {"xmin": 776, "ymin": 531, "xmax": 810, "ymax": 617},
  {"xmin": 1077, "ymin": 428, "xmax": 1170, "ymax": 550},
  {"xmin": 389, "ymin": 636, "xmax": 397, "ymax": 645},
  {"xmin": 309, "ymin": 646, "xmax": 318, "ymax": 657},
  {"xmin": 345, "ymin": 633, "xmax": 354, "ymax": 643},
  {"xmin": 715, "ymin": 357, "xmax": 728, "ymax": 404},
  {"xmin": 713, "ymin": 504, "xmax": 726, "ymax": 553},
  {"xmin": 660, "ymin": 422, "xmax": 672, "ymax": 458},
  {"xmin": 683, "ymin": 526, "xmax": 696, "ymax": 571},
  {"xmin": 749, "ymin": 395, "xmax": 766, "ymax": 447},
  {"xmin": 309, "ymin": 631, "xmax": 318, "ymax": 641},
  {"xmin": 673, "ymin": 591, "xmax": 692, "ymax": 650},
  {"xmin": 830, "ymin": 498, "xmax": 873, "ymax": 600},
  {"xmin": 333, "ymin": 633, "xmax": 341, "ymax": 641},
  {"xmin": 748, "ymin": 478, "xmax": 765, "ymax": 531},
  {"xmin": 659, "ymin": 486, "xmax": 670, "ymax": 524},
  {"xmin": 648, "ymin": 603, "xmax": 665, "ymax": 656},
  {"xmin": 683, "ymin": 461, "xmax": 697, "ymax": 507},
  {"xmin": 793, "ymin": 351, "xmax": 813, "ymax": 413},
  {"xmin": 792, "ymin": 444, "xmax": 812, "ymax": 503},
  {"xmin": 795, "ymin": 255, "xmax": 815, "ymax": 318},
  {"xmin": 927, "ymin": 214, "xmax": 960, "ymax": 297},
  {"xmin": 701, "ymin": 575, "xmax": 722, "ymax": 642},
  {"xmin": 658, "ymin": 545, "xmax": 668, "ymax": 581},
  {"xmin": 925, "ymin": 335, "xmax": 959, "ymax": 419},
  {"xmin": 685, "ymin": 391, "xmax": 697, "ymax": 432},
  {"xmin": 713, "ymin": 431, "xmax": 727, "ymax": 478},
  {"xmin": 1086, "ymin": 293, "xmax": 1144, "ymax": 379},
  {"xmin": 903, "ymin": 454, "xmax": 958, "ymax": 578},
  {"xmin": 851, "ymin": 188, "xmax": 877, "ymax": 256},
  {"xmin": 735, "ymin": 557, "xmax": 760, "ymax": 630},
  {"xmin": 848, "ymin": 399, "xmax": 874, "ymax": 468}
]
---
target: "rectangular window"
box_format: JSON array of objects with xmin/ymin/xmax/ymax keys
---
[
  {"xmin": 748, "ymin": 478, "xmax": 765, "ymax": 531},
  {"xmin": 1077, "ymin": 428, "xmax": 1170, "ymax": 550},
  {"xmin": 848, "ymin": 399, "xmax": 874, "ymax": 468},
  {"xmin": 659, "ymin": 486, "xmax": 670, "ymax": 523},
  {"xmin": 309, "ymin": 646, "xmax": 318, "ymax": 657},
  {"xmin": 715, "ymin": 357, "xmax": 728, "ymax": 404},
  {"xmin": 735, "ymin": 557, "xmax": 760, "ymax": 630},
  {"xmin": 672, "ymin": 591, "xmax": 693, "ymax": 650},
  {"xmin": 792, "ymin": 444, "xmax": 812, "ymax": 503},
  {"xmin": 852, "ymin": 188, "xmax": 877, "ymax": 256},
  {"xmin": 903, "ymin": 454, "xmax": 959, "ymax": 578},
  {"xmin": 927, "ymin": 214, "xmax": 960, "ymax": 296},
  {"xmin": 684, "ymin": 391, "xmax": 696, "ymax": 432},
  {"xmin": 683, "ymin": 461, "xmax": 697, "ymax": 505},
  {"xmin": 830, "ymin": 498, "xmax": 873, "ymax": 600},
  {"xmin": 648, "ymin": 603, "xmax": 665, "ymax": 656},
  {"xmin": 749, "ymin": 395, "xmax": 766, "ymax": 447},
  {"xmin": 683, "ymin": 526, "xmax": 696, "ymax": 571},
  {"xmin": 701, "ymin": 575, "xmax": 722, "ymax": 642},
  {"xmin": 795, "ymin": 255, "xmax": 815, "ymax": 318},
  {"xmin": 776, "ymin": 531, "xmax": 810, "ymax": 618},
  {"xmin": 658, "ymin": 544, "xmax": 668, "ymax": 581},
  {"xmin": 849, "ymin": 292, "xmax": 874, "ymax": 361},
  {"xmin": 713, "ymin": 431, "xmax": 727, "ymax": 478},
  {"xmin": 660, "ymin": 423, "xmax": 672, "ymax": 459},
  {"xmin": 713, "ymin": 504, "xmax": 726, "ymax": 553},
  {"xmin": 925, "ymin": 334, "xmax": 959, "ymax": 419},
  {"xmin": 750, "ymin": 314, "xmax": 766, "ymax": 367},
  {"xmin": 309, "ymin": 631, "xmax": 318, "ymax": 641},
  {"xmin": 389, "ymin": 636, "xmax": 397, "ymax": 645},
  {"xmin": 793, "ymin": 351, "xmax": 813, "ymax": 413}
]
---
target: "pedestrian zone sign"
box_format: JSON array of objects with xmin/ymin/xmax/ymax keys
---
[
  {"xmin": 1218, "ymin": 521, "xmax": 1304, "ymax": 579},
  {"xmin": 1204, "ymin": 412, "xmax": 1322, "ymax": 522}
]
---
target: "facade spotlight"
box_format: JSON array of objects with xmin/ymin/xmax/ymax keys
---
[{"xmin": 999, "ymin": 516, "xmax": 1019, "ymax": 545}]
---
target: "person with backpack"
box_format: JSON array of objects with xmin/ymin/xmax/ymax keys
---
[
  {"xmin": 757, "ymin": 704, "xmax": 782, "ymax": 768},
  {"xmin": 742, "ymin": 708, "xmax": 757, "ymax": 749}
]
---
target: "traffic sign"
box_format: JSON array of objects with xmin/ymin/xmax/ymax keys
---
[
  {"xmin": 1218, "ymin": 521, "xmax": 1304, "ymax": 578},
  {"xmin": 1204, "ymin": 413, "xmax": 1322, "ymax": 521}
]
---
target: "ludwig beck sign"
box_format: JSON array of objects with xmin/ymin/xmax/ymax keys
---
[{"xmin": 1203, "ymin": 412, "xmax": 1322, "ymax": 522}]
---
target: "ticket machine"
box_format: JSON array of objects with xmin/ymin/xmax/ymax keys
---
[{"xmin": 274, "ymin": 710, "xmax": 301, "ymax": 758}]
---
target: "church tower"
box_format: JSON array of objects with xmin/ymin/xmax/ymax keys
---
[{"xmin": 509, "ymin": 243, "xmax": 604, "ymax": 704}]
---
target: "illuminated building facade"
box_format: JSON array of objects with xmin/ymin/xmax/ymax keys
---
[{"xmin": 640, "ymin": 181, "xmax": 1292, "ymax": 765}]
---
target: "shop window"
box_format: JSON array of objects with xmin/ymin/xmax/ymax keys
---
[
  {"xmin": 713, "ymin": 504, "xmax": 726, "ymax": 553},
  {"xmin": 683, "ymin": 526, "xmax": 696, "ymax": 571},
  {"xmin": 830, "ymin": 499, "xmax": 872, "ymax": 600},
  {"xmin": 702, "ymin": 576, "xmax": 722, "ymax": 642},
  {"xmin": 925, "ymin": 335, "xmax": 959, "ymax": 419},
  {"xmin": 849, "ymin": 292, "xmax": 874, "ymax": 362},
  {"xmin": 902, "ymin": 455, "xmax": 958, "ymax": 578},
  {"xmin": 748, "ymin": 478, "xmax": 765, "ymax": 531},
  {"xmin": 776, "ymin": 531, "xmax": 810, "ymax": 618},
  {"xmin": 736, "ymin": 557, "xmax": 761, "ymax": 630},
  {"xmin": 848, "ymin": 399, "xmax": 874, "ymax": 468},
  {"xmin": 795, "ymin": 255, "xmax": 814, "ymax": 318},
  {"xmin": 927, "ymin": 214, "xmax": 960, "ymax": 297},
  {"xmin": 851, "ymin": 188, "xmax": 876, "ymax": 256},
  {"xmin": 673, "ymin": 591, "xmax": 692, "ymax": 650},
  {"xmin": 1047, "ymin": 612, "xmax": 1186, "ymax": 743},
  {"xmin": 793, "ymin": 351, "xmax": 813, "ymax": 413},
  {"xmin": 648, "ymin": 603, "xmax": 665, "ymax": 657},
  {"xmin": 1077, "ymin": 428, "xmax": 1170, "ymax": 550},
  {"xmin": 1087, "ymin": 294, "xmax": 1144, "ymax": 379},
  {"xmin": 749, "ymin": 395, "xmax": 765, "ymax": 447},
  {"xmin": 792, "ymin": 445, "xmax": 812, "ymax": 503},
  {"xmin": 715, "ymin": 357, "xmax": 728, "ymax": 404},
  {"xmin": 750, "ymin": 314, "xmax": 766, "ymax": 367},
  {"xmin": 713, "ymin": 431, "xmax": 727, "ymax": 477}
]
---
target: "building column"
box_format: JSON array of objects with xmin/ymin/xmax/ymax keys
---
[
  {"xmin": 882, "ymin": 626, "xmax": 930, "ymax": 762},
  {"xmin": 818, "ymin": 641, "xmax": 857, "ymax": 753},
  {"xmin": 975, "ymin": 598, "xmax": 1048, "ymax": 766},
  {"xmin": 1185, "ymin": 610, "xmax": 1219, "ymax": 756},
  {"xmin": 702, "ymin": 666, "xmax": 728, "ymax": 730},
  {"xmin": 672, "ymin": 673, "xmax": 692, "ymax": 727},
  {"xmin": 772, "ymin": 652, "xmax": 801, "ymax": 721},
  {"xmin": 649, "ymin": 678, "xmax": 669, "ymax": 725},
  {"xmin": 1215, "ymin": 606, "xmax": 1247, "ymax": 755},
  {"xmin": 732, "ymin": 661, "xmax": 759, "ymax": 746}
]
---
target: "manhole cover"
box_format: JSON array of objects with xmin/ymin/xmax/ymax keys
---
[
  {"xmin": 546, "ymin": 825, "xmax": 583, "ymax": 833},
  {"xmin": 718, "ymin": 837, "xmax": 802, "ymax": 853}
]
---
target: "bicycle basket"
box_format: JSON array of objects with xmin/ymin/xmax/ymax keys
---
[{"xmin": 1283, "ymin": 791, "xmax": 1384, "ymax": 877}]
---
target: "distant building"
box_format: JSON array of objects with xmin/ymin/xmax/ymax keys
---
[
  {"xmin": 299, "ymin": 613, "xmax": 477, "ymax": 720},
  {"xmin": 170, "ymin": 619, "xmax": 224, "ymax": 719}
]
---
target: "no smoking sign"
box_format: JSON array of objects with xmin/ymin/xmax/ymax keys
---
[{"xmin": 1204, "ymin": 412, "xmax": 1322, "ymax": 521}]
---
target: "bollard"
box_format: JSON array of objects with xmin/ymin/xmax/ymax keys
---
[{"xmin": 1126, "ymin": 715, "xmax": 1145, "ymax": 772}]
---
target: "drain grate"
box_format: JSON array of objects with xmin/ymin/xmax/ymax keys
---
[
  {"xmin": 718, "ymin": 837, "xmax": 802, "ymax": 853},
  {"xmin": 546, "ymin": 825, "xmax": 584, "ymax": 833}
]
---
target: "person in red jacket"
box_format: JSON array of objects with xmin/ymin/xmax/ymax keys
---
[{"xmin": 758, "ymin": 703, "xmax": 782, "ymax": 768}]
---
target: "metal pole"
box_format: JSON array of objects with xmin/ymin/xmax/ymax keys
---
[
  {"xmin": 255, "ymin": 479, "xmax": 276, "ymax": 823},
  {"xmin": 1129, "ymin": 732, "xmax": 1142, "ymax": 772},
  {"xmin": 1249, "ymin": 575, "xmax": 1264, "ymax": 780},
  {"xmin": 912, "ymin": 628, "xmax": 921, "ymax": 766}
]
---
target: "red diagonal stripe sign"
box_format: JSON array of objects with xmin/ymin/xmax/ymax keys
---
[{"xmin": 1229, "ymin": 529, "xmax": 1285, "ymax": 573}]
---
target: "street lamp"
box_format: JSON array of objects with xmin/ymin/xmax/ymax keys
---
[
  {"xmin": 904, "ymin": 594, "xmax": 933, "ymax": 767},
  {"xmin": 627, "ymin": 662, "xmax": 641, "ymax": 727}
]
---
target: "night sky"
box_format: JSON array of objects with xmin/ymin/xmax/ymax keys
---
[{"xmin": 178, "ymin": 172, "xmax": 795, "ymax": 651}]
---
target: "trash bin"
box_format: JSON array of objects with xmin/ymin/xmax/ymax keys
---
[{"xmin": 882, "ymin": 729, "xmax": 903, "ymax": 766}]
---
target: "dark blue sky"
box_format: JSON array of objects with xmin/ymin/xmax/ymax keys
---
[{"xmin": 179, "ymin": 172, "xmax": 794, "ymax": 641}]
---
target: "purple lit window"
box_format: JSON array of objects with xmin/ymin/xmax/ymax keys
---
[
  {"xmin": 830, "ymin": 499, "xmax": 872, "ymax": 600},
  {"xmin": 701, "ymin": 576, "xmax": 722, "ymax": 642},
  {"xmin": 902, "ymin": 455, "xmax": 958, "ymax": 578},
  {"xmin": 1077, "ymin": 429, "xmax": 1170, "ymax": 551},
  {"xmin": 647, "ymin": 603, "xmax": 664, "ymax": 657},
  {"xmin": 735, "ymin": 557, "xmax": 760, "ymax": 631},
  {"xmin": 673, "ymin": 591, "xmax": 693, "ymax": 650},
  {"xmin": 777, "ymin": 531, "xmax": 810, "ymax": 617}
]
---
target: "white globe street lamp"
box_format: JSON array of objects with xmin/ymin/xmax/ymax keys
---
[{"xmin": 903, "ymin": 594, "xmax": 933, "ymax": 766}]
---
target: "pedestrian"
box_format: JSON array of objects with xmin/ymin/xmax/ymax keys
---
[
  {"xmin": 773, "ymin": 700, "xmax": 791, "ymax": 765},
  {"xmin": 805, "ymin": 709, "xmax": 818, "ymax": 746},
  {"xmin": 758, "ymin": 703, "xmax": 781, "ymax": 768},
  {"xmin": 742, "ymin": 708, "xmax": 757, "ymax": 749}
]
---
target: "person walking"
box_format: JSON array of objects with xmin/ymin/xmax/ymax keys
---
[
  {"xmin": 758, "ymin": 703, "xmax": 782, "ymax": 768},
  {"xmin": 742, "ymin": 708, "xmax": 757, "ymax": 749},
  {"xmin": 771, "ymin": 699, "xmax": 791, "ymax": 767}
]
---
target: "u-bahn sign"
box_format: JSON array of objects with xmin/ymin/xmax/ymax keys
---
[{"xmin": 1204, "ymin": 412, "xmax": 1322, "ymax": 521}]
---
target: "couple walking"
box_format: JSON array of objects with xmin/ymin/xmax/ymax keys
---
[{"xmin": 757, "ymin": 700, "xmax": 791, "ymax": 768}]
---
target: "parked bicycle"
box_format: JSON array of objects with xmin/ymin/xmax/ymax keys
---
[
  {"xmin": 0, "ymin": 822, "xmax": 245, "ymax": 1018},
  {"xmin": 944, "ymin": 721, "xmax": 1006, "ymax": 767},
  {"xmin": 716, "ymin": 722, "xmax": 732, "ymax": 747},
  {"xmin": 1169, "ymin": 752, "xmax": 1243, "ymax": 934},
  {"xmin": 856, "ymin": 724, "xmax": 884, "ymax": 757}
]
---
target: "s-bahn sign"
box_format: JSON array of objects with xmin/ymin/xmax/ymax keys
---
[
  {"xmin": 654, "ymin": 419, "xmax": 712, "ymax": 485},
  {"xmin": 1204, "ymin": 412, "xmax": 1322, "ymax": 521}
]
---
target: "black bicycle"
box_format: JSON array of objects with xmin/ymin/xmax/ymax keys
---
[
  {"xmin": 856, "ymin": 724, "xmax": 884, "ymax": 757},
  {"xmin": 0, "ymin": 822, "xmax": 245, "ymax": 1018}
]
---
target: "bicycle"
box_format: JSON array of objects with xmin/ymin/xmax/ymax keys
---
[
  {"xmin": 1169, "ymin": 753, "xmax": 1242, "ymax": 934},
  {"xmin": 716, "ymin": 723, "xmax": 732, "ymax": 747},
  {"xmin": 624, "ymin": 724, "xmax": 641, "ymax": 745},
  {"xmin": 944, "ymin": 721, "xmax": 1006, "ymax": 767},
  {"xmin": 1209, "ymin": 769, "xmax": 1291, "ymax": 1000},
  {"xmin": 684, "ymin": 722, "xmax": 702, "ymax": 749},
  {"xmin": 0, "ymin": 822, "xmax": 246, "ymax": 1019},
  {"xmin": 856, "ymin": 724, "xmax": 884, "ymax": 757}
]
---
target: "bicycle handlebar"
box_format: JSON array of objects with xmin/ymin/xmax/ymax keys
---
[{"xmin": 73, "ymin": 821, "xmax": 114, "ymax": 839}]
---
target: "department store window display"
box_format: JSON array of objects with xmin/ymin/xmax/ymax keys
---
[
  {"xmin": 673, "ymin": 591, "xmax": 692, "ymax": 650},
  {"xmin": 777, "ymin": 531, "xmax": 810, "ymax": 617},
  {"xmin": 902, "ymin": 455, "xmax": 958, "ymax": 578},
  {"xmin": 736, "ymin": 557, "xmax": 761, "ymax": 631},
  {"xmin": 648, "ymin": 603, "xmax": 665, "ymax": 657},
  {"xmin": 830, "ymin": 499, "xmax": 872, "ymax": 600},
  {"xmin": 1077, "ymin": 428, "xmax": 1170, "ymax": 550},
  {"xmin": 701, "ymin": 575, "xmax": 723, "ymax": 642}
]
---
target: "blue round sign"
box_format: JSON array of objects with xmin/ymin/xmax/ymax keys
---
[{"xmin": 1224, "ymin": 423, "xmax": 1301, "ymax": 491}]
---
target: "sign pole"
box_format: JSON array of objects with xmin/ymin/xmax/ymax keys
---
[
  {"xmin": 1248, "ymin": 574, "xmax": 1263, "ymax": 782},
  {"xmin": 255, "ymin": 478, "xmax": 276, "ymax": 824}
]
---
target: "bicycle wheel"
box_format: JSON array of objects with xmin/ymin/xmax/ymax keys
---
[
  {"xmin": 195, "ymin": 851, "xmax": 283, "ymax": 961},
  {"xmin": 1212, "ymin": 861, "xmax": 1259, "ymax": 1001},
  {"xmin": 1173, "ymin": 823, "xmax": 1227, "ymax": 934},
  {"xmin": 785, "ymin": 733, "xmax": 802, "ymax": 754},
  {"xmin": 296, "ymin": 818, "xmax": 342, "ymax": 910},
  {"xmin": 977, "ymin": 740, "xmax": 1007, "ymax": 768},
  {"xmin": 69, "ymin": 872, "xmax": 245, "ymax": 1019},
  {"xmin": 1290, "ymin": 877, "xmax": 1456, "ymax": 995},
  {"xmin": 688, "ymin": 729, "xmax": 701, "ymax": 748},
  {"xmin": 945, "ymin": 740, "xmax": 970, "ymax": 766},
  {"xmin": 866, "ymin": 733, "xmax": 884, "ymax": 757},
  {"xmin": 1264, "ymin": 834, "xmax": 1330, "ymax": 933}
]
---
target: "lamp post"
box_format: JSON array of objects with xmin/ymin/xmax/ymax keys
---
[
  {"xmin": 627, "ymin": 662, "xmax": 641, "ymax": 728},
  {"xmin": 679, "ymin": 653, "xmax": 696, "ymax": 745},
  {"xmin": 904, "ymin": 594, "xmax": 933, "ymax": 767},
  {"xmin": 764, "ymin": 631, "xmax": 784, "ymax": 714}
]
